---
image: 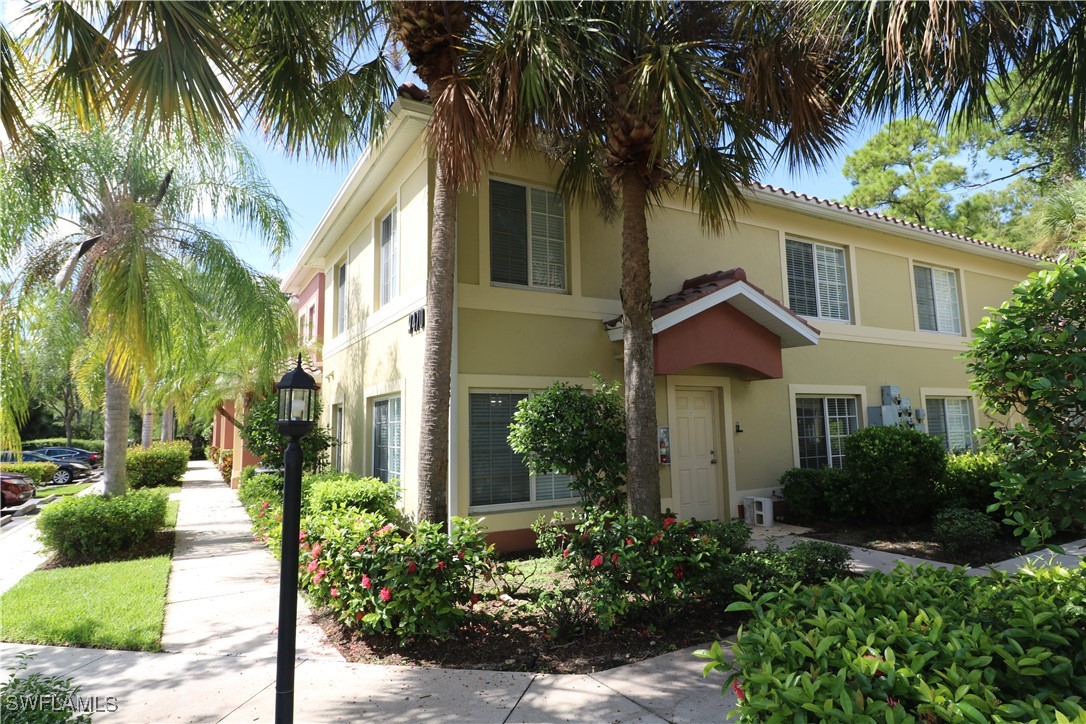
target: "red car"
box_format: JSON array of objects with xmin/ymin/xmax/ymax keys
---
[{"xmin": 1, "ymin": 472, "xmax": 36, "ymax": 508}]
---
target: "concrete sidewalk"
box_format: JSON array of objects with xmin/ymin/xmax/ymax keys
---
[{"xmin": 1, "ymin": 461, "xmax": 737, "ymax": 722}]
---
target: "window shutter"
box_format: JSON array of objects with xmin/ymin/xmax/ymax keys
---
[
  {"xmin": 932, "ymin": 268, "xmax": 961, "ymax": 334},
  {"xmin": 786, "ymin": 240, "xmax": 818, "ymax": 316},
  {"xmin": 815, "ymin": 245, "xmax": 849, "ymax": 320},
  {"xmin": 490, "ymin": 181, "xmax": 529, "ymax": 286},
  {"xmin": 469, "ymin": 393, "xmax": 530, "ymax": 506},
  {"xmin": 915, "ymin": 266, "xmax": 937, "ymax": 331}
]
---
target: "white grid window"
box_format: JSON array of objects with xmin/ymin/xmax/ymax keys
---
[
  {"xmin": 914, "ymin": 265, "xmax": 962, "ymax": 334},
  {"xmin": 373, "ymin": 397, "xmax": 402, "ymax": 486},
  {"xmin": 796, "ymin": 396, "xmax": 859, "ymax": 468},
  {"xmin": 380, "ymin": 209, "xmax": 398, "ymax": 306},
  {"xmin": 332, "ymin": 404, "xmax": 344, "ymax": 472},
  {"xmin": 469, "ymin": 392, "xmax": 576, "ymax": 508},
  {"xmin": 927, "ymin": 397, "xmax": 973, "ymax": 452},
  {"xmin": 490, "ymin": 180, "xmax": 566, "ymax": 291},
  {"xmin": 786, "ymin": 239, "xmax": 851, "ymax": 321},
  {"xmin": 335, "ymin": 261, "xmax": 348, "ymax": 334}
]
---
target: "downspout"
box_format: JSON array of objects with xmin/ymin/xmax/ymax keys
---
[{"xmin": 447, "ymin": 240, "xmax": 459, "ymax": 525}]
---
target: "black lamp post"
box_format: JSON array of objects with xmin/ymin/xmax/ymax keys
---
[{"xmin": 273, "ymin": 354, "xmax": 318, "ymax": 724}]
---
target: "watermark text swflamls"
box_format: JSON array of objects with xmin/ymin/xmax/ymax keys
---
[{"xmin": 3, "ymin": 694, "xmax": 119, "ymax": 713}]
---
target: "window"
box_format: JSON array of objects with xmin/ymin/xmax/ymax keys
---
[
  {"xmin": 332, "ymin": 404, "xmax": 344, "ymax": 472},
  {"xmin": 335, "ymin": 261, "xmax": 348, "ymax": 334},
  {"xmin": 380, "ymin": 209, "xmax": 398, "ymax": 305},
  {"xmin": 795, "ymin": 396, "xmax": 858, "ymax": 468},
  {"xmin": 914, "ymin": 265, "xmax": 961, "ymax": 334},
  {"xmin": 786, "ymin": 239, "xmax": 850, "ymax": 321},
  {"xmin": 373, "ymin": 397, "xmax": 402, "ymax": 486},
  {"xmin": 490, "ymin": 180, "xmax": 566, "ymax": 291},
  {"xmin": 307, "ymin": 305, "xmax": 316, "ymax": 341},
  {"xmin": 298, "ymin": 315, "xmax": 306, "ymax": 342},
  {"xmin": 469, "ymin": 392, "xmax": 575, "ymax": 507},
  {"xmin": 927, "ymin": 397, "xmax": 973, "ymax": 452}
]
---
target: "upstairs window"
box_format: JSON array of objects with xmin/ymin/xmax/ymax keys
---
[
  {"xmin": 786, "ymin": 239, "xmax": 850, "ymax": 321},
  {"xmin": 795, "ymin": 396, "xmax": 858, "ymax": 469},
  {"xmin": 307, "ymin": 305, "xmax": 316, "ymax": 341},
  {"xmin": 332, "ymin": 404, "xmax": 345, "ymax": 472},
  {"xmin": 490, "ymin": 180, "xmax": 566, "ymax": 291},
  {"xmin": 914, "ymin": 265, "xmax": 961, "ymax": 334},
  {"xmin": 335, "ymin": 260, "xmax": 348, "ymax": 335},
  {"xmin": 927, "ymin": 397, "xmax": 973, "ymax": 452},
  {"xmin": 380, "ymin": 209, "xmax": 398, "ymax": 306}
]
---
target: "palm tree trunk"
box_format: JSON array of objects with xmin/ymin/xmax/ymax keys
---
[
  {"xmin": 141, "ymin": 400, "xmax": 154, "ymax": 448},
  {"xmin": 161, "ymin": 404, "xmax": 174, "ymax": 441},
  {"xmin": 620, "ymin": 170, "xmax": 661, "ymax": 518},
  {"xmin": 416, "ymin": 152, "xmax": 456, "ymax": 529},
  {"xmin": 103, "ymin": 363, "xmax": 130, "ymax": 497}
]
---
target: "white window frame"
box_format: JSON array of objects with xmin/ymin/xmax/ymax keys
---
[
  {"xmin": 488, "ymin": 179, "xmax": 568, "ymax": 293},
  {"xmin": 468, "ymin": 389, "xmax": 578, "ymax": 512},
  {"xmin": 372, "ymin": 395, "xmax": 402, "ymax": 490},
  {"xmin": 307, "ymin": 305, "xmax": 316, "ymax": 341},
  {"xmin": 788, "ymin": 385, "xmax": 867, "ymax": 469},
  {"xmin": 921, "ymin": 389, "xmax": 976, "ymax": 453},
  {"xmin": 913, "ymin": 264, "xmax": 962, "ymax": 335},
  {"xmin": 785, "ymin": 238, "xmax": 851, "ymax": 322},
  {"xmin": 332, "ymin": 403, "xmax": 345, "ymax": 472},
  {"xmin": 379, "ymin": 208, "xmax": 399, "ymax": 306},
  {"xmin": 335, "ymin": 259, "xmax": 348, "ymax": 335}
]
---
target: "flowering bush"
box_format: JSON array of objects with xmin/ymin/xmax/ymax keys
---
[
  {"xmin": 217, "ymin": 449, "xmax": 233, "ymax": 481},
  {"xmin": 300, "ymin": 511, "xmax": 502, "ymax": 641},
  {"xmin": 208, "ymin": 445, "xmax": 219, "ymax": 464},
  {"xmin": 559, "ymin": 511, "xmax": 727, "ymax": 628}
]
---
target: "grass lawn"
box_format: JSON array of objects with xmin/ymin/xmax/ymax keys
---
[
  {"xmin": 0, "ymin": 555, "xmax": 171, "ymax": 651},
  {"xmin": 42, "ymin": 483, "xmax": 90, "ymax": 497}
]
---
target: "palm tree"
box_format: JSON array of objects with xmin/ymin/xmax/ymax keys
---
[
  {"xmin": 483, "ymin": 1, "xmax": 851, "ymax": 516},
  {"xmin": 0, "ymin": 120, "xmax": 294, "ymax": 495}
]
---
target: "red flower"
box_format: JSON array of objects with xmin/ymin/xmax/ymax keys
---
[
  {"xmin": 437, "ymin": 560, "xmax": 447, "ymax": 571},
  {"xmin": 356, "ymin": 611, "xmax": 363, "ymax": 620},
  {"xmin": 650, "ymin": 535, "xmax": 661, "ymax": 545},
  {"xmin": 625, "ymin": 537, "xmax": 633, "ymax": 546},
  {"xmin": 471, "ymin": 594, "xmax": 479, "ymax": 606},
  {"xmin": 306, "ymin": 560, "xmax": 319, "ymax": 573},
  {"xmin": 361, "ymin": 574, "xmax": 372, "ymax": 589},
  {"xmin": 674, "ymin": 564, "xmax": 684, "ymax": 579},
  {"xmin": 379, "ymin": 587, "xmax": 392, "ymax": 603},
  {"xmin": 732, "ymin": 679, "xmax": 745, "ymax": 702},
  {"xmin": 330, "ymin": 587, "xmax": 339, "ymax": 598},
  {"xmin": 562, "ymin": 548, "xmax": 570, "ymax": 558},
  {"xmin": 298, "ymin": 528, "xmax": 306, "ymax": 541},
  {"xmin": 591, "ymin": 554, "xmax": 604, "ymax": 568},
  {"xmin": 611, "ymin": 552, "xmax": 619, "ymax": 566},
  {"xmin": 663, "ymin": 516, "xmax": 677, "ymax": 530},
  {"xmin": 457, "ymin": 550, "xmax": 465, "ymax": 559},
  {"xmin": 408, "ymin": 561, "xmax": 417, "ymax": 574}
]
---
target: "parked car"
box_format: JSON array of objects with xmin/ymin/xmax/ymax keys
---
[
  {"xmin": 0, "ymin": 451, "xmax": 91, "ymax": 485},
  {"xmin": 1, "ymin": 471, "xmax": 36, "ymax": 507},
  {"xmin": 31, "ymin": 446, "xmax": 101, "ymax": 468}
]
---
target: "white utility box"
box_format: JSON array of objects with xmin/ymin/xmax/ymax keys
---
[{"xmin": 752, "ymin": 497, "xmax": 774, "ymax": 527}]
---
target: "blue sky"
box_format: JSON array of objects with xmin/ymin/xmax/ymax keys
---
[{"xmin": 235, "ymin": 127, "xmax": 867, "ymax": 278}]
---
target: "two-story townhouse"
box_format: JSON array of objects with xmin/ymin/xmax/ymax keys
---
[{"xmin": 281, "ymin": 92, "xmax": 1041, "ymax": 550}]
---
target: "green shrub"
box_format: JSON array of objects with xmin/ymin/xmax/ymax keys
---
[
  {"xmin": 713, "ymin": 540, "xmax": 852, "ymax": 599},
  {"xmin": 779, "ymin": 468, "xmax": 830, "ymax": 524},
  {"xmin": 300, "ymin": 511, "xmax": 501, "ymax": 640},
  {"xmin": 697, "ymin": 518, "xmax": 751, "ymax": 554},
  {"xmin": 37, "ymin": 490, "xmax": 167, "ymax": 562},
  {"xmin": 939, "ymin": 451, "xmax": 1002, "ymax": 511},
  {"xmin": 303, "ymin": 474, "xmax": 398, "ymax": 518},
  {"xmin": 24, "ymin": 438, "xmax": 105, "ymax": 453},
  {"xmin": 786, "ymin": 539, "xmax": 852, "ymax": 583},
  {"xmin": 698, "ymin": 564, "xmax": 1086, "ymax": 722},
  {"xmin": 240, "ymin": 394, "xmax": 334, "ymax": 473},
  {"xmin": 1, "ymin": 652, "xmax": 91, "ymax": 723},
  {"xmin": 843, "ymin": 425, "xmax": 947, "ymax": 524},
  {"xmin": 532, "ymin": 511, "xmax": 580, "ymax": 555},
  {"xmin": 0, "ymin": 462, "xmax": 57, "ymax": 484},
  {"xmin": 933, "ymin": 506, "xmax": 1000, "ymax": 555},
  {"xmin": 239, "ymin": 465, "xmax": 257, "ymax": 484},
  {"xmin": 208, "ymin": 445, "xmax": 220, "ymax": 464},
  {"xmin": 126, "ymin": 441, "xmax": 191, "ymax": 488}
]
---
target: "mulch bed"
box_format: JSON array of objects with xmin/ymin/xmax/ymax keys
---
[
  {"xmin": 315, "ymin": 599, "xmax": 743, "ymax": 674},
  {"xmin": 802, "ymin": 523, "xmax": 1025, "ymax": 567}
]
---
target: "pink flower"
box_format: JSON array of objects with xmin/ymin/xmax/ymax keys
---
[
  {"xmin": 663, "ymin": 516, "xmax": 677, "ymax": 530},
  {"xmin": 376, "ymin": 524, "xmax": 394, "ymax": 536},
  {"xmin": 591, "ymin": 554, "xmax": 604, "ymax": 568},
  {"xmin": 306, "ymin": 560, "xmax": 319, "ymax": 573},
  {"xmin": 650, "ymin": 535, "xmax": 661, "ymax": 545},
  {"xmin": 408, "ymin": 561, "xmax": 417, "ymax": 574},
  {"xmin": 887, "ymin": 697, "xmax": 899, "ymax": 708},
  {"xmin": 562, "ymin": 548, "xmax": 570, "ymax": 558},
  {"xmin": 313, "ymin": 568, "xmax": 326, "ymax": 585},
  {"xmin": 611, "ymin": 552, "xmax": 619, "ymax": 566},
  {"xmin": 330, "ymin": 587, "xmax": 339, "ymax": 598},
  {"xmin": 361, "ymin": 574, "xmax": 372, "ymax": 589},
  {"xmin": 732, "ymin": 679, "xmax": 745, "ymax": 702},
  {"xmin": 297, "ymin": 526, "xmax": 304, "ymax": 540},
  {"xmin": 311, "ymin": 542, "xmax": 322, "ymax": 559},
  {"xmin": 625, "ymin": 537, "xmax": 633, "ymax": 546},
  {"xmin": 437, "ymin": 560, "xmax": 447, "ymax": 571},
  {"xmin": 457, "ymin": 550, "xmax": 465, "ymax": 559},
  {"xmin": 379, "ymin": 587, "xmax": 392, "ymax": 602}
]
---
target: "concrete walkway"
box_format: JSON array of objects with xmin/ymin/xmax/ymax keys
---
[{"xmin": 1, "ymin": 462, "xmax": 737, "ymax": 723}]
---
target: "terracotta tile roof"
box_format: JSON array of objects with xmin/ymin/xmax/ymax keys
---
[
  {"xmin": 604, "ymin": 268, "xmax": 819, "ymax": 338},
  {"xmin": 397, "ymin": 83, "xmax": 430, "ymax": 103},
  {"xmin": 750, "ymin": 183, "xmax": 1045, "ymax": 262}
]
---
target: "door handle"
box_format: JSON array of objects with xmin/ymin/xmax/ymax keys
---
[{"xmin": 710, "ymin": 450, "xmax": 717, "ymax": 464}]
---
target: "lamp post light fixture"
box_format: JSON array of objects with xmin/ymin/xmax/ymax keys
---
[{"xmin": 273, "ymin": 354, "xmax": 318, "ymax": 724}]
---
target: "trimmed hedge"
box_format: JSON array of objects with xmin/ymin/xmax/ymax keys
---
[
  {"xmin": 699, "ymin": 564, "xmax": 1086, "ymax": 722},
  {"xmin": 0, "ymin": 462, "xmax": 57, "ymax": 484},
  {"xmin": 303, "ymin": 474, "xmax": 398, "ymax": 518},
  {"xmin": 24, "ymin": 438, "xmax": 105, "ymax": 453},
  {"xmin": 126, "ymin": 441, "xmax": 191, "ymax": 488},
  {"xmin": 939, "ymin": 451, "xmax": 1002, "ymax": 512},
  {"xmin": 37, "ymin": 490, "xmax": 168, "ymax": 562}
]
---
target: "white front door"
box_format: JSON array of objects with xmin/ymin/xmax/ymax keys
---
[{"xmin": 675, "ymin": 388, "xmax": 720, "ymax": 521}]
